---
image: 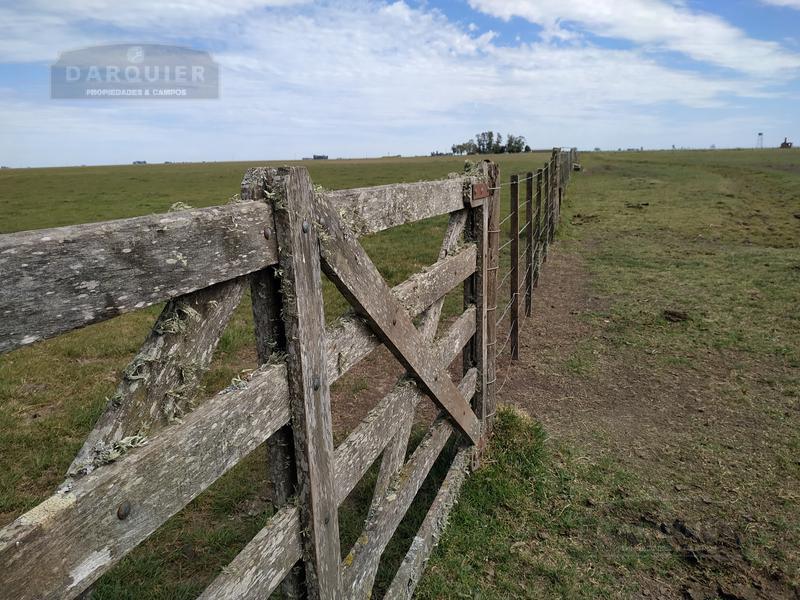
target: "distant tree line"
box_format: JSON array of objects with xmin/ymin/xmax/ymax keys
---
[{"xmin": 450, "ymin": 131, "xmax": 531, "ymax": 155}]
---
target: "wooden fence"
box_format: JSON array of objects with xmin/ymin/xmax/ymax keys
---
[
  {"xmin": 0, "ymin": 151, "xmax": 575, "ymax": 599},
  {"xmin": 496, "ymin": 147, "xmax": 578, "ymax": 365}
]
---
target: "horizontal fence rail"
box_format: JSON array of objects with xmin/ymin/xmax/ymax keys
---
[{"xmin": 0, "ymin": 151, "xmax": 577, "ymax": 599}]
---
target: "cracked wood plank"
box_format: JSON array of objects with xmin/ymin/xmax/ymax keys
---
[
  {"xmin": 0, "ymin": 288, "xmax": 476, "ymax": 600},
  {"xmin": 0, "ymin": 202, "xmax": 277, "ymax": 354},
  {"xmin": 463, "ymin": 165, "xmax": 489, "ymax": 456},
  {"xmin": 199, "ymin": 505, "xmax": 302, "ymax": 600},
  {"xmin": 241, "ymin": 167, "xmax": 303, "ymax": 598},
  {"xmin": 0, "ymin": 363, "xmax": 290, "ymax": 600},
  {"xmin": 315, "ymin": 196, "xmax": 481, "ymax": 444},
  {"xmin": 323, "ymin": 177, "xmax": 468, "ymax": 237},
  {"xmin": 66, "ymin": 277, "xmax": 247, "ymax": 479},
  {"xmin": 363, "ymin": 209, "xmax": 469, "ymax": 588},
  {"xmin": 270, "ymin": 167, "xmax": 341, "ymax": 599},
  {"xmin": 0, "ymin": 176, "xmax": 474, "ymax": 356},
  {"xmin": 384, "ymin": 444, "xmax": 472, "ymax": 600},
  {"xmin": 341, "ymin": 371, "xmax": 478, "ymax": 598},
  {"xmin": 198, "ymin": 314, "xmax": 475, "ymax": 600},
  {"xmin": 334, "ymin": 307, "xmax": 475, "ymax": 504},
  {"xmin": 325, "ymin": 244, "xmax": 475, "ymax": 382}
]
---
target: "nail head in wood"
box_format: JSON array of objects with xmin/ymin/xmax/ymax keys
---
[{"xmin": 117, "ymin": 500, "xmax": 131, "ymax": 520}]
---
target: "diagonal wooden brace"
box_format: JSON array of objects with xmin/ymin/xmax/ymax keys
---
[{"xmin": 314, "ymin": 196, "xmax": 482, "ymax": 445}]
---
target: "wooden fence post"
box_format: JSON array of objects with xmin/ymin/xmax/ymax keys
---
[
  {"xmin": 525, "ymin": 171, "xmax": 533, "ymax": 318},
  {"xmin": 552, "ymin": 149, "xmax": 560, "ymax": 238},
  {"xmin": 464, "ymin": 179, "xmax": 488, "ymax": 458},
  {"xmin": 482, "ymin": 161, "xmax": 500, "ymax": 437},
  {"xmin": 542, "ymin": 162, "xmax": 551, "ymax": 259},
  {"xmin": 269, "ymin": 167, "xmax": 341, "ymax": 599},
  {"xmin": 548, "ymin": 156, "xmax": 556, "ymax": 243},
  {"xmin": 509, "ymin": 175, "xmax": 520, "ymax": 361},
  {"xmin": 241, "ymin": 168, "xmax": 303, "ymax": 599},
  {"xmin": 533, "ymin": 169, "xmax": 543, "ymax": 288}
]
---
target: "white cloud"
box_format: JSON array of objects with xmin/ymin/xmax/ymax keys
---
[
  {"xmin": 468, "ymin": 0, "xmax": 800, "ymax": 77},
  {"xmin": 0, "ymin": 0, "xmax": 795, "ymax": 166},
  {"xmin": 761, "ymin": 0, "xmax": 800, "ymax": 7}
]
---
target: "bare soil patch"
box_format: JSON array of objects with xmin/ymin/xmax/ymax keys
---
[{"xmin": 495, "ymin": 244, "xmax": 799, "ymax": 600}]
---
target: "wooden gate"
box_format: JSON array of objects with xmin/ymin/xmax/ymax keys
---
[{"xmin": 0, "ymin": 161, "xmax": 501, "ymax": 598}]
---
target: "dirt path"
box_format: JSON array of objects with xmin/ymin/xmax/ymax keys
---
[{"xmin": 495, "ymin": 244, "xmax": 799, "ymax": 600}]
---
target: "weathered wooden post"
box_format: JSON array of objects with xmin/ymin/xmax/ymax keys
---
[
  {"xmin": 548, "ymin": 155, "xmax": 557, "ymax": 243},
  {"xmin": 242, "ymin": 168, "xmax": 303, "ymax": 598},
  {"xmin": 533, "ymin": 169, "xmax": 543, "ymax": 288},
  {"xmin": 552, "ymin": 148, "xmax": 561, "ymax": 235},
  {"xmin": 464, "ymin": 163, "xmax": 492, "ymax": 458},
  {"xmin": 509, "ymin": 174, "xmax": 520, "ymax": 360},
  {"xmin": 268, "ymin": 167, "xmax": 341, "ymax": 599},
  {"xmin": 483, "ymin": 161, "xmax": 500, "ymax": 436},
  {"xmin": 525, "ymin": 171, "xmax": 534, "ymax": 318},
  {"xmin": 542, "ymin": 162, "xmax": 551, "ymax": 259}
]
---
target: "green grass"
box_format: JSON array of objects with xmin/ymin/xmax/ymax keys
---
[
  {"xmin": 2, "ymin": 149, "xmax": 799, "ymax": 597},
  {"xmin": 419, "ymin": 148, "xmax": 800, "ymax": 597},
  {"xmin": 0, "ymin": 152, "xmax": 550, "ymax": 598},
  {"xmin": 417, "ymin": 408, "xmax": 669, "ymax": 599}
]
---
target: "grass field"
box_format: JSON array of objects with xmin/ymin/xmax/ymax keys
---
[
  {"xmin": 1, "ymin": 149, "xmax": 798, "ymax": 598},
  {"xmin": 0, "ymin": 151, "xmax": 547, "ymax": 598},
  {"xmin": 417, "ymin": 148, "xmax": 800, "ymax": 599}
]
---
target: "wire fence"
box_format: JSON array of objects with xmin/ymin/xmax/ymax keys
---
[{"xmin": 492, "ymin": 147, "xmax": 578, "ymax": 388}]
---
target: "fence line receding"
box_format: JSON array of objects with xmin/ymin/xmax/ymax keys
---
[{"xmin": 0, "ymin": 148, "xmax": 577, "ymax": 599}]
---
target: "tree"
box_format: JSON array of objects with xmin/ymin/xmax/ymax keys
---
[
  {"xmin": 450, "ymin": 131, "xmax": 527, "ymax": 155},
  {"xmin": 505, "ymin": 134, "xmax": 526, "ymax": 153}
]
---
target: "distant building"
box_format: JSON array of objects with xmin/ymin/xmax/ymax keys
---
[
  {"xmin": 312, "ymin": 154, "xmax": 328, "ymax": 160},
  {"xmin": 780, "ymin": 137, "xmax": 794, "ymax": 149}
]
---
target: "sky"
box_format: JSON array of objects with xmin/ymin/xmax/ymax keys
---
[{"xmin": 0, "ymin": 0, "xmax": 799, "ymax": 167}]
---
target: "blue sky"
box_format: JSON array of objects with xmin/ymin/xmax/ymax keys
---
[{"xmin": 0, "ymin": 0, "xmax": 799, "ymax": 166}]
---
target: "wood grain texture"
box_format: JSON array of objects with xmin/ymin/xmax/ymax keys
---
[
  {"xmin": 201, "ymin": 364, "xmax": 472, "ymax": 600},
  {"xmin": 525, "ymin": 171, "xmax": 534, "ymax": 318},
  {"xmin": 323, "ymin": 178, "xmax": 466, "ymax": 237},
  {"xmin": 270, "ymin": 167, "xmax": 341, "ymax": 599},
  {"xmin": 0, "ymin": 202, "xmax": 277, "ymax": 354},
  {"xmin": 325, "ymin": 243, "xmax": 474, "ymax": 385},
  {"xmin": 383, "ymin": 445, "xmax": 472, "ymax": 600},
  {"xmin": 533, "ymin": 169, "xmax": 543, "ymax": 287},
  {"xmin": 2, "ymin": 299, "xmax": 476, "ymax": 600},
  {"xmin": 241, "ymin": 167, "xmax": 303, "ymax": 599},
  {"xmin": 360, "ymin": 209, "xmax": 470, "ymax": 592},
  {"xmin": 372, "ymin": 210, "xmax": 469, "ymax": 504},
  {"xmin": 463, "ymin": 173, "xmax": 488, "ymax": 449},
  {"xmin": 333, "ymin": 307, "xmax": 475, "ymax": 505},
  {"xmin": 0, "ymin": 175, "xmax": 474, "ymax": 356},
  {"xmin": 316, "ymin": 196, "xmax": 480, "ymax": 444},
  {"xmin": 198, "ymin": 505, "xmax": 302, "ymax": 600},
  {"xmin": 510, "ymin": 175, "xmax": 520, "ymax": 361},
  {"xmin": 341, "ymin": 370, "xmax": 478, "ymax": 598},
  {"xmin": 482, "ymin": 161, "xmax": 500, "ymax": 437},
  {"xmin": 0, "ymin": 364, "xmax": 290, "ymax": 600},
  {"xmin": 66, "ymin": 277, "xmax": 247, "ymax": 478}
]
